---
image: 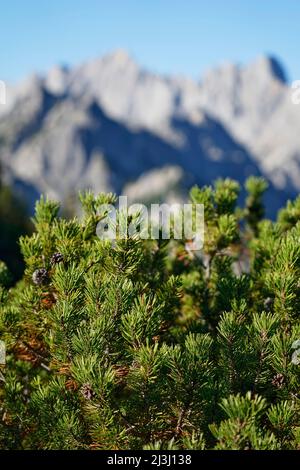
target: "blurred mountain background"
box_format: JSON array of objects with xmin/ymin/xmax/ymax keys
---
[{"xmin": 1, "ymin": 0, "xmax": 300, "ymax": 277}]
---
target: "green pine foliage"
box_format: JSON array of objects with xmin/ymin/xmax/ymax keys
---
[{"xmin": 0, "ymin": 178, "xmax": 299, "ymax": 450}]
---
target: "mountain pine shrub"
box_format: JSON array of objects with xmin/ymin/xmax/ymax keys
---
[{"xmin": 0, "ymin": 178, "xmax": 299, "ymax": 450}]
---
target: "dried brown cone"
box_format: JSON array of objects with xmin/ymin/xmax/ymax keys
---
[
  {"xmin": 32, "ymin": 268, "xmax": 49, "ymax": 286},
  {"xmin": 113, "ymin": 365, "xmax": 130, "ymax": 378},
  {"xmin": 272, "ymin": 373, "xmax": 285, "ymax": 389},
  {"xmin": 50, "ymin": 252, "xmax": 64, "ymax": 266},
  {"xmin": 80, "ymin": 383, "xmax": 95, "ymax": 400}
]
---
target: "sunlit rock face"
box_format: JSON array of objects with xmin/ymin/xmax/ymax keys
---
[{"xmin": 0, "ymin": 51, "xmax": 297, "ymax": 215}]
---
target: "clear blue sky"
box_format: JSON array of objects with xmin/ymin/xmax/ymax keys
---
[{"xmin": 1, "ymin": 0, "xmax": 299, "ymax": 83}]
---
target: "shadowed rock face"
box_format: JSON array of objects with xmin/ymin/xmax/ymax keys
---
[{"xmin": 0, "ymin": 51, "xmax": 297, "ymax": 216}]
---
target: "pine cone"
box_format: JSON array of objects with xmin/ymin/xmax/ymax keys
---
[
  {"xmin": 80, "ymin": 383, "xmax": 95, "ymax": 400},
  {"xmin": 32, "ymin": 268, "xmax": 49, "ymax": 286},
  {"xmin": 272, "ymin": 373, "xmax": 285, "ymax": 389},
  {"xmin": 264, "ymin": 297, "xmax": 273, "ymax": 311},
  {"xmin": 65, "ymin": 379, "xmax": 79, "ymax": 392},
  {"xmin": 50, "ymin": 252, "xmax": 64, "ymax": 265}
]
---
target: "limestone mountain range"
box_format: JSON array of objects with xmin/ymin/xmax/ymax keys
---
[{"xmin": 0, "ymin": 50, "xmax": 299, "ymax": 215}]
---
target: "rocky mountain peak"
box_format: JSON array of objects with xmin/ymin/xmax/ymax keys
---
[{"xmin": 0, "ymin": 52, "xmax": 297, "ymax": 217}]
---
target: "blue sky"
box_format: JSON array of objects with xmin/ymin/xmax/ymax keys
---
[{"xmin": 1, "ymin": 0, "xmax": 299, "ymax": 82}]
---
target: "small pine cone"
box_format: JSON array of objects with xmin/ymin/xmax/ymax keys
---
[
  {"xmin": 32, "ymin": 268, "xmax": 48, "ymax": 286},
  {"xmin": 80, "ymin": 383, "xmax": 95, "ymax": 400},
  {"xmin": 50, "ymin": 252, "xmax": 64, "ymax": 265},
  {"xmin": 272, "ymin": 373, "xmax": 285, "ymax": 389},
  {"xmin": 113, "ymin": 365, "xmax": 130, "ymax": 379}
]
